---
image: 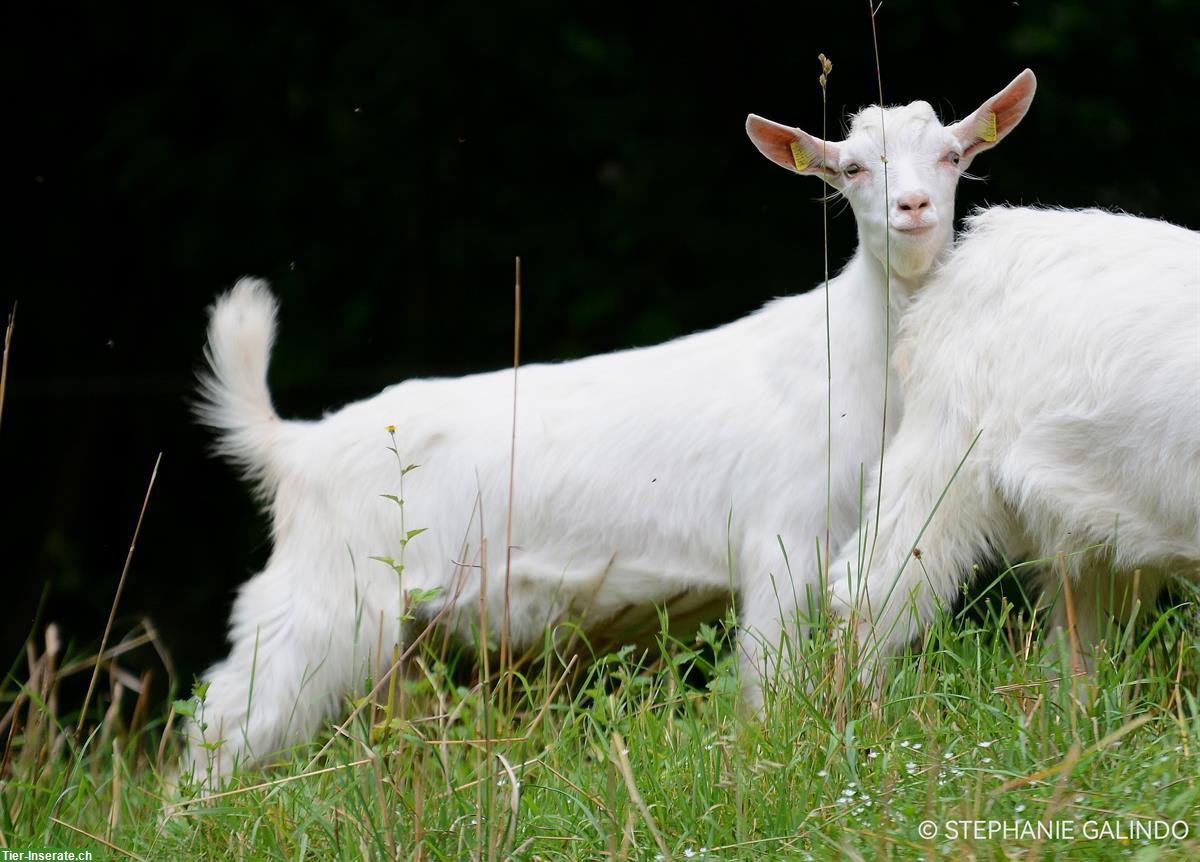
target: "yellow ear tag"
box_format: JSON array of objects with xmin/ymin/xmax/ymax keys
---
[
  {"xmin": 977, "ymin": 110, "xmax": 998, "ymax": 143},
  {"xmin": 789, "ymin": 139, "xmax": 812, "ymax": 172}
]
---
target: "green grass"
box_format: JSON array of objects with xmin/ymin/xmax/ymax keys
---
[{"xmin": 3, "ymin": 588, "xmax": 1198, "ymax": 861}]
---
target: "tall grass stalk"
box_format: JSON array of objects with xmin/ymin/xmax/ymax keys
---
[
  {"xmin": 0, "ymin": 303, "xmax": 14, "ymax": 431},
  {"xmin": 865, "ymin": 0, "xmax": 892, "ymax": 581}
]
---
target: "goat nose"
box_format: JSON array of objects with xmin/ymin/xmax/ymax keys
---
[{"xmin": 897, "ymin": 192, "xmax": 931, "ymax": 212}]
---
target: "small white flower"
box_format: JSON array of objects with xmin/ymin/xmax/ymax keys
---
[
  {"xmin": 1015, "ymin": 804, "xmax": 1026, "ymax": 813},
  {"xmin": 817, "ymin": 769, "xmax": 828, "ymax": 777},
  {"xmin": 868, "ymin": 750, "xmax": 879, "ymax": 759},
  {"xmin": 977, "ymin": 740, "xmax": 995, "ymax": 749},
  {"xmin": 901, "ymin": 740, "xmax": 911, "ymax": 748},
  {"xmin": 981, "ymin": 757, "xmax": 993, "ymax": 764},
  {"xmin": 912, "ymin": 743, "xmax": 922, "ymax": 750},
  {"xmin": 943, "ymin": 751, "xmax": 953, "ymax": 760}
]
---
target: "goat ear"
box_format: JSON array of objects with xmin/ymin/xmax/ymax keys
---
[
  {"xmin": 746, "ymin": 115, "xmax": 840, "ymax": 181},
  {"xmin": 949, "ymin": 69, "xmax": 1036, "ymax": 166}
]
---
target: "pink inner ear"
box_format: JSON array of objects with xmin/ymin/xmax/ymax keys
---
[
  {"xmin": 954, "ymin": 69, "xmax": 1037, "ymax": 156},
  {"xmin": 746, "ymin": 114, "xmax": 837, "ymax": 175},
  {"xmin": 990, "ymin": 70, "xmax": 1036, "ymax": 134}
]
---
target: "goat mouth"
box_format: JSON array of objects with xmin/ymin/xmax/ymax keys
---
[{"xmin": 891, "ymin": 223, "xmax": 936, "ymax": 235}]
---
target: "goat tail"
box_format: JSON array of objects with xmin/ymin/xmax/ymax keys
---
[{"xmin": 196, "ymin": 278, "xmax": 296, "ymax": 500}]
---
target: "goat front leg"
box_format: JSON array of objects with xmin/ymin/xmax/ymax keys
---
[
  {"xmin": 737, "ymin": 544, "xmax": 825, "ymax": 712},
  {"xmin": 828, "ymin": 421, "xmax": 1002, "ymax": 679}
]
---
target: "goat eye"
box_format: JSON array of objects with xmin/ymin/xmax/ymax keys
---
[
  {"xmin": 949, "ymin": 152, "xmax": 961, "ymax": 166},
  {"xmin": 843, "ymin": 163, "xmax": 862, "ymax": 177}
]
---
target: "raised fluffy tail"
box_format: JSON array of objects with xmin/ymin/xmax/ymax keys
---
[{"xmin": 196, "ymin": 278, "xmax": 291, "ymax": 500}]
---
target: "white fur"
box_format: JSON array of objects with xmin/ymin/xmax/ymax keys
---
[
  {"xmin": 183, "ymin": 73, "xmax": 1035, "ymax": 781},
  {"xmin": 830, "ymin": 206, "xmax": 1200, "ymax": 666}
]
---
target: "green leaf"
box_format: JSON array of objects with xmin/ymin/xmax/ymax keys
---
[
  {"xmin": 369, "ymin": 555, "xmax": 404, "ymax": 575},
  {"xmin": 172, "ymin": 699, "xmax": 195, "ymax": 718},
  {"xmin": 408, "ymin": 586, "xmax": 443, "ymax": 604},
  {"xmin": 671, "ymin": 649, "xmax": 699, "ymax": 667},
  {"xmin": 406, "ymin": 527, "xmax": 427, "ymax": 541},
  {"xmin": 706, "ymin": 674, "xmax": 739, "ymax": 696},
  {"xmin": 401, "ymin": 463, "xmax": 421, "ymax": 476}
]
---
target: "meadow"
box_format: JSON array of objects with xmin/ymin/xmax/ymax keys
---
[{"xmin": 3, "ymin": 558, "xmax": 1198, "ymax": 859}]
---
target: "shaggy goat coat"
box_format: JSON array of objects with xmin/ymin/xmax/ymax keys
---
[{"xmin": 830, "ymin": 206, "xmax": 1200, "ymax": 661}]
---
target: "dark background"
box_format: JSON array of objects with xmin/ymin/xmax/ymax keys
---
[{"xmin": 5, "ymin": 1, "xmax": 1199, "ymax": 700}]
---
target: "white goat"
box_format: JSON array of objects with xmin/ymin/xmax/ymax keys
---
[
  {"xmin": 185, "ymin": 71, "xmax": 1036, "ymax": 780},
  {"xmin": 830, "ymin": 206, "xmax": 1200, "ymax": 670}
]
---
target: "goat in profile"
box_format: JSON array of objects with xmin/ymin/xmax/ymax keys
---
[{"xmin": 185, "ymin": 71, "xmax": 1037, "ymax": 781}]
